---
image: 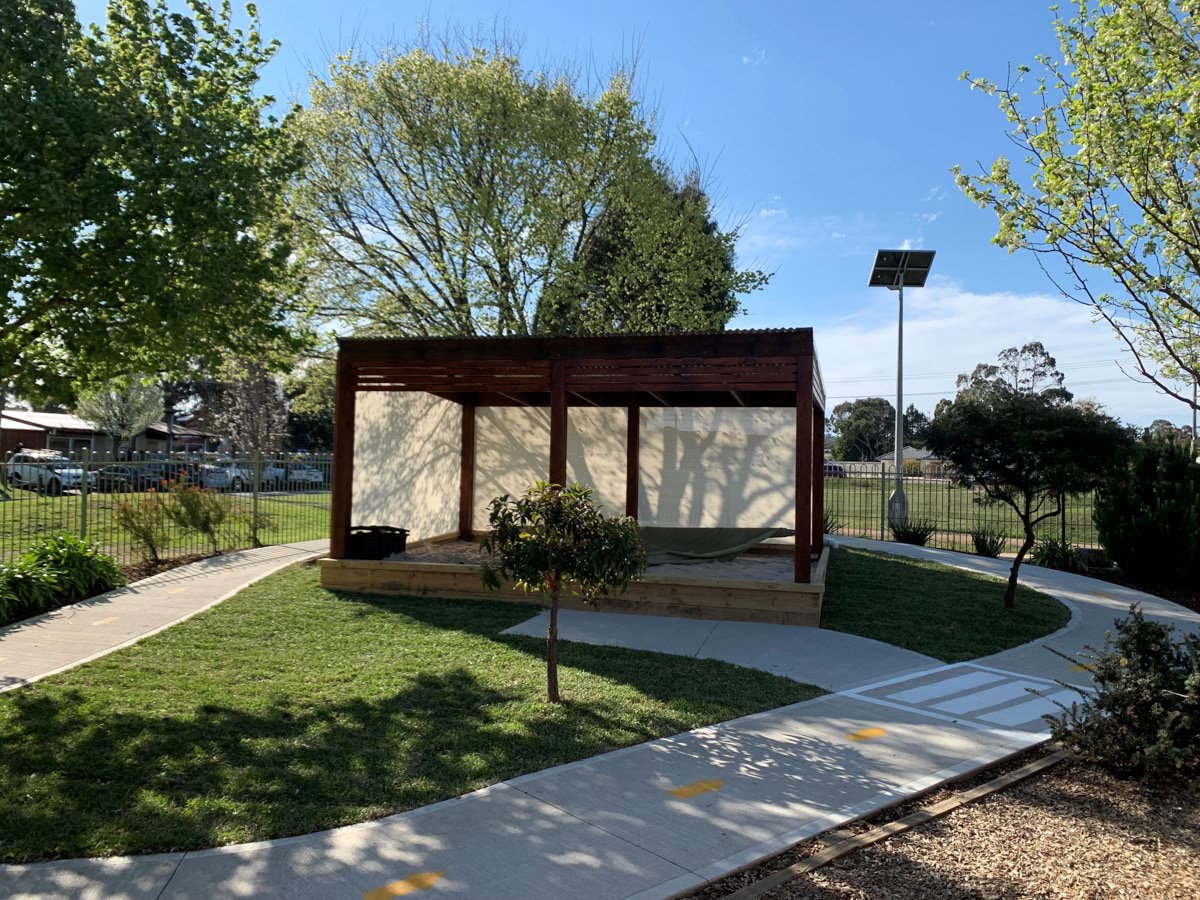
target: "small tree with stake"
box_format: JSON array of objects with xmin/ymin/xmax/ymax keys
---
[
  {"xmin": 929, "ymin": 376, "xmax": 1132, "ymax": 609},
  {"xmin": 481, "ymin": 482, "xmax": 645, "ymax": 703}
]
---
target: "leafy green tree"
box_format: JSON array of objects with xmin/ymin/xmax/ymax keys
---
[
  {"xmin": 481, "ymin": 482, "xmax": 645, "ymax": 702},
  {"xmin": 0, "ymin": 0, "xmax": 302, "ymax": 405},
  {"xmin": 283, "ymin": 358, "xmax": 335, "ymax": 451},
  {"xmin": 290, "ymin": 29, "xmax": 764, "ymax": 338},
  {"xmin": 830, "ymin": 397, "xmax": 894, "ymax": 461},
  {"xmin": 902, "ymin": 404, "xmax": 931, "ymax": 449},
  {"xmin": 75, "ymin": 377, "xmax": 164, "ymax": 457},
  {"xmin": 540, "ymin": 168, "xmax": 767, "ymax": 334},
  {"xmin": 956, "ymin": 1, "xmax": 1200, "ymax": 416},
  {"xmin": 929, "ymin": 351, "xmax": 1133, "ymax": 609},
  {"xmin": 955, "ymin": 342, "xmax": 1069, "ymax": 400}
]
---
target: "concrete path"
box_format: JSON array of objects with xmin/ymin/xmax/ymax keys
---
[
  {"xmin": 0, "ymin": 539, "xmax": 329, "ymax": 693},
  {"xmin": 4, "ymin": 538, "xmax": 1199, "ymax": 900},
  {"xmin": 502, "ymin": 609, "xmax": 939, "ymax": 692}
]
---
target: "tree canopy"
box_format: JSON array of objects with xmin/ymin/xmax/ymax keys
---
[
  {"xmin": 289, "ymin": 30, "xmax": 766, "ymax": 338},
  {"xmin": 0, "ymin": 0, "xmax": 302, "ymax": 400},
  {"xmin": 75, "ymin": 377, "xmax": 163, "ymax": 456},
  {"xmin": 830, "ymin": 397, "xmax": 895, "ymax": 461},
  {"xmin": 956, "ymin": 1, "xmax": 1200, "ymax": 416},
  {"xmin": 929, "ymin": 346, "xmax": 1132, "ymax": 608}
]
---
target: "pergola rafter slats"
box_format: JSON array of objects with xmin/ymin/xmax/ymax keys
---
[{"xmin": 330, "ymin": 329, "xmax": 825, "ymax": 582}]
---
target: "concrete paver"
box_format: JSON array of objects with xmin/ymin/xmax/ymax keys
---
[
  {"xmin": 0, "ymin": 539, "xmax": 328, "ymax": 692},
  {"xmin": 3, "ymin": 537, "xmax": 1199, "ymax": 899}
]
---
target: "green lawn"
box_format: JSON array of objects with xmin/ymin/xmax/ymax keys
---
[
  {"xmin": 0, "ymin": 563, "xmax": 821, "ymax": 863},
  {"xmin": 821, "ymin": 546, "xmax": 1071, "ymax": 662},
  {"xmin": 822, "ymin": 474, "xmax": 1098, "ymax": 551},
  {"xmin": 0, "ymin": 488, "xmax": 330, "ymax": 569}
]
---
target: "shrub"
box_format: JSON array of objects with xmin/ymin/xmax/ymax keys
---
[
  {"xmin": 969, "ymin": 527, "xmax": 1007, "ymax": 558},
  {"xmin": 902, "ymin": 459, "xmax": 922, "ymax": 477},
  {"xmin": 163, "ymin": 483, "xmax": 236, "ymax": 553},
  {"xmin": 822, "ymin": 511, "xmax": 843, "ymax": 535},
  {"xmin": 1094, "ymin": 438, "xmax": 1200, "ymax": 587},
  {"xmin": 1030, "ymin": 536, "xmax": 1088, "ymax": 573},
  {"xmin": 1048, "ymin": 607, "xmax": 1199, "ymax": 785},
  {"xmin": 22, "ymin": 534, "xmax": 124, "ymax": 603},
  {"xmin": 889, "ymin": 517, "xmax": 937, "ymax": 546},
  {"xmin": 115, "ymin": 495, "xmax": 170, "ymax": 563},
  {"xmin": 0, "ymin": 560, "xmax": 58, "ymax": 625}
]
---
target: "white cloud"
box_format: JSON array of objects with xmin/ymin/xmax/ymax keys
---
[
  {"xmin": 918, "ymin": 211, "xmax": 942, "ymax": 223},
  {"xmin": 921, "ymin": 185, "xmax": 947, "ymax": 203},
  {"xmin": 898, "ymin": 237, "xmax": 923, "ymax": 250},
  {"xmin": 808, "ymin": 280, "xmax": 1185, "ymax": 426},
  {"xmin": 830, "ymin": 230, "xmax": 846, "ymax": 240},
  {"xmin": 757, "ymin": 206, "xmax": 785, "ymax": 218},
  {"xmin": 742, "ymin": 49, "xmax": 766, "ymax": 66}
]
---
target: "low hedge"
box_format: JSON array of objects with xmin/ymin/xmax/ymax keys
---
[{"xmin": 0, "ymin": 535, "xmax": 124, "ymax": 627}]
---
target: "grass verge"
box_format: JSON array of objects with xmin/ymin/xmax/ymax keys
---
[
  {"xmin": 821, "ymin": 547, "xmax": 1070, "ymax": 662},
  {"xmin": 0, "ymin": 563, "xmax": 821, "ymax": 863}
]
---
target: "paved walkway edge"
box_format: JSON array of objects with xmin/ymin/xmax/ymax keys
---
[{"xmin": 0, "ymin": 540, "xmax": 328, "ymax": 694}]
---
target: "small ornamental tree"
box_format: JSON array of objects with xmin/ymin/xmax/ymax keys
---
[
  {"xmin": 481, "ymin": 482, "xmax": 645, "ymax": 703},
  {"xmin": 929, "ymin": 361, "xmax": 1132, "ymax": 609}
]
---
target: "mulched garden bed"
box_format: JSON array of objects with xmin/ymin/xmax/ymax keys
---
[{"xmin": 686, "ymin": 755, "xmax": 1199, "ymax": 899}]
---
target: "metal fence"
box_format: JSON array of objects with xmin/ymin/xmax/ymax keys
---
[
  {"xmin": 823, "ymin": 462, "xmax": 1100, "ymax": 553},
  {"xmin": 0, "ymin": 450, "xmax": 332, "ymax": 570}
]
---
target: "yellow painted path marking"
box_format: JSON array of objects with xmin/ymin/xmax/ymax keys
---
[
  {"xmin": 93, "ymin": 617, "xmax": 119, "ymax": 626},
  {"xmin": 846, "ymin": 727, "xmax": 886, "ymax": 742},
  {"xmin": 169, "ymin": 587, "xmax": 188, "ymax": 594},
  {"xmin": 668, "ymin": 778, "xmax": 723, "ymax": 799},
  {"xmin": 363, "ymin": 871, "xmax": 444, "ymax": 900},
  {"xmin": 1094, "ymin": 591, "xmax": 1115, "ymax": 599},
  {"xmin": 1070, "ymin": 663, "xmax": 1091, "ymax": 672}
]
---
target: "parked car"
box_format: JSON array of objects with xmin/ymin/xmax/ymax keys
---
[
  {"xmin": 6, "ymin": 451, "xmax": 95, "ymax": 495},
  {"xmin": 823, "ymin": 462, "xmax": 847, "ymax": 478},
  {"xmin": 223, "ymin": 460, "xmax": 286, "ymax": 492},
  {"xmin": 195, "ymin": 463, "xmax": 232, "ymax": 491},
  {"xmin": 93, "ymin": 465, "xmax": 157, "ymax": 493},
  {"xmin": 284, "ymin": 462, "xmax": 325, "ymax": 488}
]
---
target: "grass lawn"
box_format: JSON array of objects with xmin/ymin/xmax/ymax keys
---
[
  {"xmin": 822, "ymin": 474, "xmax": 1098, "ymax": 551},
  {"xmin": 0, "ymin": 488, "xmax": 330, "ymax": 570},
  {"xmin": 0, "ymin": 563, "xmax": 821, "ymax": 863},
  {"xmin": 821, "ymin": 547, "xmax": 1071, "ymax": 662}
]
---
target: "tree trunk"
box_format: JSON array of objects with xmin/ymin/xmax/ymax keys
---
[
  {"xmin": 1006, "ymin": 528, "xmax": 1036, "ymax": 610},
  {"xmin": 547, "ymin": 577, "xmax": 561, "ymax": 703}
]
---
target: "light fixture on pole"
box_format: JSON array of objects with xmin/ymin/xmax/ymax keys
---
[{"xmin": 869, "ymin": 248, "xmax": 936, "ymax": 525}]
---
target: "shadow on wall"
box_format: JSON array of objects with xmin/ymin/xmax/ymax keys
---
[{"xmin": 352, "ymin": 392, "xmax": 462, "ymax": 541}]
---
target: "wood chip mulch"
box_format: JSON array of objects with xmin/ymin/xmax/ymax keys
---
[{"xmin": 686, "ymin": 758, "xmax": 1199, "ymax": 900}]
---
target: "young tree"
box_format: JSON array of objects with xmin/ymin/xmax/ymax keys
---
[
  {"xmin": 929, "ymin": 350, "xmax": 1133, "ymax": 609},
  {"xmin": 75, "ymin": 378, "xmax": 164, "ymax": 456},
  {"xmin": 481, "ymin": 482, "xmax": 645, "ymax": 702},
  {"xmin": 211, "ymin": 359, "xmax": 288, "ymax": 457},
  {"xmin": 830, "ymin": 397, "xmax": 894, "ymax": 461},
  {"xmin": 0, "ymin": 1, "xmax": 302, "ymax": 413},
  {"xmin": 956, "ymin": 2, "xmax": 1200, "ymax": 417},
  {"xmin": 290, "ymin": 28, "xmax": 765, "ymax": 338}
]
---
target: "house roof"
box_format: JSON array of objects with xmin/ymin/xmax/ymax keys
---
[
  {"xmin": 877, "ymin": 446, "xmax": 940, "ymax": 462},
  {"xmin": 3, "ymin": 411, "xmax": 97, "ymax": 433},
  {"xmin": 0, "ymin": 415, "xmax": 46, "ymax": 433},
  {"xmin": 144, "ymin": 421, "xmax": 213, "ymax": 439}
]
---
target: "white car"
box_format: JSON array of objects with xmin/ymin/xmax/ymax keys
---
[
  {"xmin": 195, "ymin": 464, "xmax": 232, "ymax": 490},
  {"xmin": 6, "ymin": 451, "xmax": 95, "ymax": 495},
  {"xmin": 285, "ymin": 463, "xmax": 325, "ymax": 487},
  {"xmin": 222, "ymin": 460, "xmax": 287, "ymax": 492}
]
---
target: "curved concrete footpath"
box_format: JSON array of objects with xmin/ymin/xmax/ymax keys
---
[
  {"xmin": 0, "ymin": 539, "xmax": 329, "ymax": 693},
  {"xmin": 4, "ymin": 538, "xmax": 1199, "ymax": 900}
]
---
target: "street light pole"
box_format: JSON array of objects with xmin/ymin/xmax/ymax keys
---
[
  {"xmin": 891, "ymin": 282, "xmax": 907, "ymax": 522},
  {"xmin": 869, "ymin": 249, "xmax": 935, "ymax": 527}
]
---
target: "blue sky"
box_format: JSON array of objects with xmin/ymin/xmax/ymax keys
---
[{"xmin": 77, "ymin": 0, "xmax": 1193, "ymax": 426}]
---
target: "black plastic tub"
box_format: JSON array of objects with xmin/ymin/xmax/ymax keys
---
[{"xmin": 348, "ymin": 526, "xmax": 410, "ymax": 560}]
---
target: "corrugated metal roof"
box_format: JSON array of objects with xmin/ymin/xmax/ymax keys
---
[
  {"xmin": 0, "ymin": 415, "xmax": 46, "ymax": 432},
  {"xmin": 339, "ymin": 327, "xmax": 812, "ymax": 343},
  {"xmin": 3, "ymin": 411, "xmax": 96, "ymax": 432}
]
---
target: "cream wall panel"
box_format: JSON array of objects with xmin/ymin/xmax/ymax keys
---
[
  {"xmin": 352, "ymin": 391, "xmax": 461, "ymax": 541},
  {"xmin": 638, "ymin": 407, "xmax": 795, "ymax": 528}
]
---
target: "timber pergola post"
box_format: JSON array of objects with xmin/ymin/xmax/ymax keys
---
[{"xmin": 329, "ymin": 329, "xmax": 826, "ymax": 583}]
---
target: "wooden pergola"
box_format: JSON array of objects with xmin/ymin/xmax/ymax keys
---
[{"xmin": 330, "ymin": 329, "xmax": 827, "ymax": 582}]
